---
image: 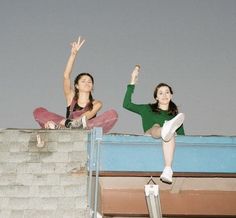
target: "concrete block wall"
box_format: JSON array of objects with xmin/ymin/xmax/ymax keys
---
[{"xmin": 0, "ymin": 129, "xmax": 89, "ymax": 218}]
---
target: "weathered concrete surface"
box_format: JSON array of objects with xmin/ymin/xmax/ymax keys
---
[{"xmin": 0, "ymin": 129, "xmax": 89, "ymax": 218}]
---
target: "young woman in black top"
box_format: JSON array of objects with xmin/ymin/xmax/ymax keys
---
[{"xmin": 33, "ymin": 36, "xmax": 118, "ymax": 133}]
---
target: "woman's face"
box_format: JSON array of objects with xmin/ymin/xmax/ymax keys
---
[
  {"xmin": 156, "ymin": 86, "xmax": 172, "ymax": 106},
  {"xmin": 76, "ymin": 75, "xmax": 93, "ymax": 92}
]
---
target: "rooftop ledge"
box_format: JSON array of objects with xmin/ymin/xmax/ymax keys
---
[
  {"xmin": 88, "ymin": 133, "xmax": 236, "ymax": 175},
  {"xmin": 1, "ymin": 129, "xmax": 236, "ymax": 175}
]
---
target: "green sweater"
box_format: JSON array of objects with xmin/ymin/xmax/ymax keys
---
[{"xmin": 123, "ymin": 84, "xmax": 185, "ymax": 134}]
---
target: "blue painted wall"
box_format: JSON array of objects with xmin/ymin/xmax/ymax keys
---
[{"xmin": 89, "ymin": 134, "xmax": 236, "ymax": 173}]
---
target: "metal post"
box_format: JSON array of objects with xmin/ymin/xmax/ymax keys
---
[
  {"xmin": 88, "ymin": 127, "xmax": 103, "ymax": 218},
  {"xmin": 88, "ymin": 128, "xmax": 95, "ymax": 212},
  {"xmin": 94, "ymin": 127, "xmax": 103, "ymax": 218}
]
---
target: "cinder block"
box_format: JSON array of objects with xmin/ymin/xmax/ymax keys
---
[
  {"xmin": 28, "ymin": 198, "xmax": 43, "ymax": 210},
  {"xmin": 70, "ymin": 130, "xmax": 88, "ymax": 141},
  {"xmin": 64, "ymin": 184, "xmax": 86, "ymax": 197},
  {"xmin": 54, "ymin": 163, "xmax": 67, "ymax": 174},
  {"xmin": 15, "ymin": 186, "xmax": 30, "ymax": 197},
  {"xmin": 28, "ymin": 152, "xmax": 41, "ymax": 163},
  {"xmin": 46, "ymin": 174, "xmax": 60, "ymax": 186},
  {"xmin": 17, "ymin": 163, "xmax": 42, "ymax": 174},
  {"xmin": 28, "ymin": 162, "xmax": 42, "ymax": 174},
  {"xmin": 0, "ymin": 186, "xmax": 29, "ymax": 198},
  {"xmin": 46, "ymin": 142, "xmax": 61, "ymax": 152},
  {"xmin": 38, "ymin": 186, "xmax": 52, "ymax": 197},
  {"xmin": 29, "ymin": 186, "xmax": 39, "ymax": 197},
  {"xmin": 56, "ymin": 142, "xmax": 75, "ymax": 152},
  {"xmin": 8, "ymin": 197, "xmax": 29, "ymax": 210},
  {"xmin": 40, "ymin": 152, "xmax": 68, "ymax": 163},
  {"xmin": 72, "ymin": 141, "xmax": 87, "ymax": 152},
  {"xmin": 0, "ymin": 152, "xmax": 10, "ymax": 162},
  {"xmin": 54, "ymin": 209, "xmax": 89, "ymax": 218},
  {"xmin": 16, "ymin": 174, "xmax": 33, "ymax": 186},
  {"xmin": 0, "ymin": 142, "xmax": 10, "ymax": 152},
  {"xmin": 2, "ymin": 131, "xmax": 20, "ymax": 142},
  {"xmin": 9, "ymin": 142, "xmax": 29, "ymax": 152},
  {"xmin": 68, "ymin": 151, "xmax": 87, "ymax": 162},
  {"xmin": 0, "ymin": 163, "xmax": 17, "ymax": 174},
  {"xmin": 0, "ymin": 209, "xmax": 11, "ymax": 218},
  {"xmin": 9, "ymin": 210, "xmax": 24, "ymax": 218},
  {"xmin": 58, "ymin": 133, "xmax": 73, "ymax": 142},
  {"xmin": 24, "ymin": 209, "xmax": 54, "ymax": 218},
  {"xmin": 9, "ymin": 152, "xmax": 31, "ymax": 163},
  {"xmin": 65, "ymin": 162, "xmax": 85, "ymax": 174},
  {"xmin": 0, "ymin": 186, "xmax": 15, "ymax": 197},
  {"xmin": 31, "ymin": 174, "xmax": 48, "ymax": 186},
  {"xmin": 0, "ymin": 197, "xmax": 10, "ymax": 209},
  {"xmin": 60, "ymin": 174, "xmax": 87, "ymax": 186},
  {"xmin": 0, "ymin": 174, "xmax": 16, "ymax": 186},
  {"xmin": 41, "ymin": 197, "xmax": 58, "ymax": 210},
  {"xmin": 41, "ymin": 163, "xmax": 56, "ymax": 174},
  {"xmin": 51, "ymin": 186, "xmax": 64, "ymax": 197},
  {"xmin": 57, "ymin": 197, "xmax": 75, "ymax": 209}
]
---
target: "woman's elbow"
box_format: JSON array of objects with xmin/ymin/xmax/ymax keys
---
[
  {"xmin": 123, "ymin": 102, "xmax": 131, "ymax": 110},
  {"xmin": 123, "ymin": 101, "xmax": 127, "ymax": 109}
]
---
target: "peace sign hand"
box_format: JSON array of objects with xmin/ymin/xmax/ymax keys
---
[{"xmin": 70, "ymin": 36, "xmax": 85, "ymax": 55}]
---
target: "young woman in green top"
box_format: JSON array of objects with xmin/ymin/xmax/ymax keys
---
[{"xmin": 123, "ymin": 65, "xmax": 185, "ymax": 184}]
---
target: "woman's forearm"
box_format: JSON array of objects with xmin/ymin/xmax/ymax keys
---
[{"xmin": 63, "ymin": 53, "xmax": 77, "ymax": 79}]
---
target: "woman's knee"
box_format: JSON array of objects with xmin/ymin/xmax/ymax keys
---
[
  {"xmin": 33, "ymin": 107, "xmax": 48, "ymax": 117},
  {"xmin": 101, "ymin": 109, "xmax": 119, "ymax": 121}
]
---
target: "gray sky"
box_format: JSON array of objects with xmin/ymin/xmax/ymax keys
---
[{"xmin": 0, "ymin": 0, "xmax": 236, "ymax": 135}]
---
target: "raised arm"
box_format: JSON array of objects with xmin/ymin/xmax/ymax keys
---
[
  {"xmin": 130, "ymin": 64, "xmax": 141, "ymax": 84},
  {"xmin": 82, "ymin": 100, "xmax": 103, "ymax": 120},
  {"xmin": 123, "ymin": 65, "xmax": 144, "ymax": 113},
  {"xmin": 63, "ymin": 36, "xmax": 85, "ymax": 105}
]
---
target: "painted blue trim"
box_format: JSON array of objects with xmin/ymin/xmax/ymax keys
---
[{"xmin": 88, "ymin": 134, "xmax": 236, "ymax": 173}]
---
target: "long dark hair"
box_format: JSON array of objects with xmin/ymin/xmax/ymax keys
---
[
  {"xmin": 149, "ymin": 83, "xmax": 178, "ymax": 116},
  {"xmin": 74, "ymin": 72, "xmax": 94, "ymax": 110}
]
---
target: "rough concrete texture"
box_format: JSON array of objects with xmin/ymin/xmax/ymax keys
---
[{"xmin": 0, "ymin": 129, "xmax": 89, "ymax": 218}]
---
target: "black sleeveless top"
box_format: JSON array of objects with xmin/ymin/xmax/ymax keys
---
[
  {"xmin": 66, "ymin": 103, "xmax": 84, "ymax": 118},
  {"xmin": 66, "ymin": 103, "xmax": 96, "ymax": 119}
]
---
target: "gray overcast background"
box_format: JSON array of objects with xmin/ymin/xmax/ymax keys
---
[{"xmin": 0, "ymin": 0, "xmax": 236, "ymax": 135}]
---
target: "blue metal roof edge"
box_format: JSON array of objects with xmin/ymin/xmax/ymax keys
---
[
  {"xmin": 100, "ymin": 134, "xmax": 236, "ymax": 146},
  {"xmin": 87, "ymin": 133, "xmax": 236, "ymax": 173}
]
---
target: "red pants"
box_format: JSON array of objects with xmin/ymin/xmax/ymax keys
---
[{"xmin": 33, "ymin": 107, "xmax": 118, "ymax": 134}]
